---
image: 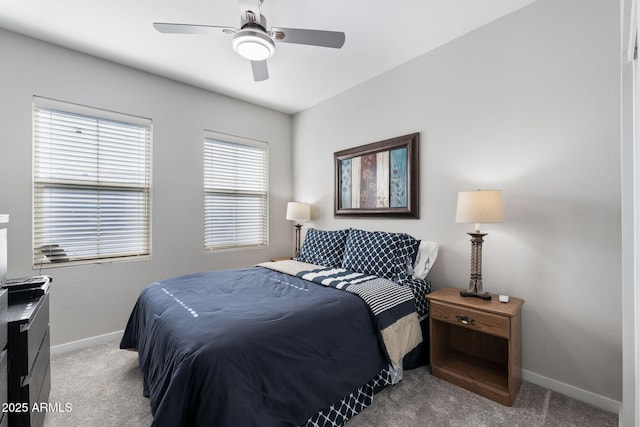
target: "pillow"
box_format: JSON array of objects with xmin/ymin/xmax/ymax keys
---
[
  {"xmin": 393, "ymin": 233, "xmax": 421, "ymax": 283},
  {"xmin": 341, "ymin": 229, "xmax": 401, "ymax": 279},
  {"xmin": 294, "ymin": 228, "xmax": 349, "ymax": 268},
  {"xmin": 412, "ymin": 241, "xmax": 439, "ymax": 280}
]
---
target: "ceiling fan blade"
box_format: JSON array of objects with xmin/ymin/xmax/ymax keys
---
[
  {"xmin": 270, "ymin": 27, "xmax": 345, "ymax": 49},
  {"xmin": 251, "ymin": 60, "xmax": 269, "ymax": 82},
  {"xmin": 153, "ymin": 22, "xmax": 235, "ymax": 36}
]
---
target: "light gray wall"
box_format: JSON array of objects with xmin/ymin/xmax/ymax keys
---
[
  {"xmin": 293, "ymin": 0, "xmax": 621, "ymax": 403},
  {"xmin": 621, "ymin": 0, "xmax": 639, "ymax": 424},
  {"xmin": 0, "ymin": 29, "xmax": 293, "ymax": 346}
]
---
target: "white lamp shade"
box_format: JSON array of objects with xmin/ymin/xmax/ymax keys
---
[
  {"xmin": 286, "ymin": 202, "xmax": 311, "ymax": 222},
  {"xmin": 455, "ymin": 190, "xmax": 505, "ymax": 224}
]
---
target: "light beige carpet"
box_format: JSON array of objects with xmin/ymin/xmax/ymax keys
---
[{"xmin": 43, "ymin": 340, "xmax": 617, "ymax": 427}]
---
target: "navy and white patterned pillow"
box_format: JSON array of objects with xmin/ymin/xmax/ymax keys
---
[
  {"xmin": 295, "ymin": 228, "xmax": 349, "ymax": 268},
  {"xmin": 403, "ymin": 277, "xmax": 432, "ymax": 318},
  {"xmin": 342, "ymin": 229, "xmax": 401, "ymax": 279},
  {"xmin": 393, "ymin": 233, "xmax": 421, "ymax": 284}
]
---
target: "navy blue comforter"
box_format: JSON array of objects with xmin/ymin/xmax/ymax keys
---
[{"xmin": 120, "ymin": 266, "xmax": 388, "ymax": 427}]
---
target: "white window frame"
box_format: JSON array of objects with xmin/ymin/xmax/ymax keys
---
[
  {"xmin": 204, "ymin": 131, "xmax": 268, "ymax": 252},
  {"xmin": 32, "ymin": 97, "xmax": 152, "ymax": 267}
]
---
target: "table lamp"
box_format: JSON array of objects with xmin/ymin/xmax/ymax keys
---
[
  {"xmin": 286, "ymin": 202, "xmax": 311, "ymax": 258},
  {"xmin": 455, "ymin": 190, "xmax": 504, "ymax": 299}
]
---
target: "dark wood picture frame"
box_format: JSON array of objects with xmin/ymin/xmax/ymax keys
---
[{"xmin": 334, "ymin": 132, "xmax": 419, "ymax": 218}]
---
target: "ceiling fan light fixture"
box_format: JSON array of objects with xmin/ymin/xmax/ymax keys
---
[{"xmin": 232, "ymin": 29, "xmax": 275, "ymax": 61}]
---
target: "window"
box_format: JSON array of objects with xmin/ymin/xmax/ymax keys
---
[
  {"xmin": 204, "ymin": 132, "xmax": 268, "ymax": 251},
  {"xmin": 33, "ymin": 97, "xmax": 151, "ymax": 266}
]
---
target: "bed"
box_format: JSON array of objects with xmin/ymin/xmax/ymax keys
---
[{"xmin": 120, "ymin": 228, "xmax": 439, "ymax": 427}]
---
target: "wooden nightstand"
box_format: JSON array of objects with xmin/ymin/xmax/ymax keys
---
[{"xmin": 426, "ymin": 287, "xmax": 524, "ymax": 406}]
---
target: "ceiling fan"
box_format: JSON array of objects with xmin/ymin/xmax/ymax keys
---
[{"xmin": 153, "ymin": 0, "xmax": 346, "ymax": 82}]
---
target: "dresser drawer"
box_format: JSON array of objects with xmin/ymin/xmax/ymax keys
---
[
  {"xmin": 31, "ymin": 362, "xmax": 50, "ymax": 427},
  {"xmin": 431, "ymin": 301, "xmax": 510, "ymax": 338},
  {"xmin": 26, "ymin": 294, "xmax": 49, "ymax": 376},
  {"xmin": 10, "ymin": 294, "xmax": 49, "ymax": 377},
  {"xmin": 22, "ymin": 328, "xmax": 50, "ymax": 406}
]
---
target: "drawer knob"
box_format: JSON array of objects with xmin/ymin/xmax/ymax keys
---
[{"xmin": 456, "ymin": 314, "xmax": 475, "ymax": 325}]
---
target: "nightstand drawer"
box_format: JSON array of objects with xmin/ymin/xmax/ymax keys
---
[{"xmin": 431, "ymin": 301, "xmax": 509, "ymax": 338}]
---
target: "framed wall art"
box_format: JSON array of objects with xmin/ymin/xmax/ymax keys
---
[{"xmin": 334, "ymin": 132, "xmax": 419, "ymax": 218}]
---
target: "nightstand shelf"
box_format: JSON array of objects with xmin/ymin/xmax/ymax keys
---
[
  {"xmin": 427, "ymin": 287, "xmax": 523, "ymax": 406},
  {"xmin": 435, "ymin": 347, "xmax": 509, "ymax": 400}
]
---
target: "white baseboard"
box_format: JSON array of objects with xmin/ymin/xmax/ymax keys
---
[
  {"xmin": 522, "ymin": 369, "xmax": 621, "ymax": 415},
  {"xmin": 50, "ymin": 330, "xmax": 124, "ymax": 356}
]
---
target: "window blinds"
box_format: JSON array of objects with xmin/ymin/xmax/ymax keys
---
[
  {"xmin": 33, "ymin": 98, "xmax": 151, "ymax": 266},
  {"xmin": 204, "ymin": 135, "xmax": 268, "ymax": 250}
]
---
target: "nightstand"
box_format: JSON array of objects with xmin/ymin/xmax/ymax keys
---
[{"xmin": 426, "ymin": 287, "xmax": 524, "ymax": 406}]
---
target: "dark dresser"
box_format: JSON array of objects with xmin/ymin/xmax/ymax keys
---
[
  {"xmin": 0, "ymin": 288, "xmax": 8, "ymax": 427},
  {"xmin": 7, "ymin": 292, "xmax": 50, "ymax": 427}
]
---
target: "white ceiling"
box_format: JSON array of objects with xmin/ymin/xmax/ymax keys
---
[{"xmin": 0, "ymin": 0, "xmax": 538, "ymax": 114}]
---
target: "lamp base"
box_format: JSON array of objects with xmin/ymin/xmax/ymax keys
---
[
  {"xmin": 293, "ymin": 223, "xmax": 302, "ymax": 258},
  {"xmin": 462, "ymin": 231, "xmax": 492, "ymax": 300},
  {"xmin": 459, "ymin": 290, "xmax": 492, "ymax": 300}
]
